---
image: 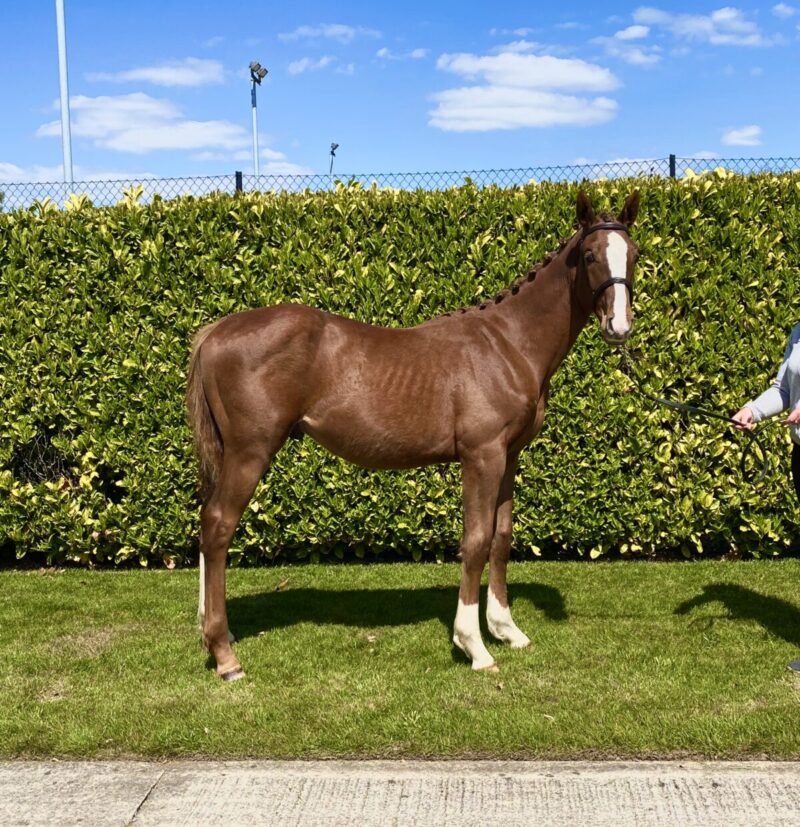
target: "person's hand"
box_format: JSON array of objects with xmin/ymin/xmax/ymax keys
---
[
  {"xmin": 784, "ymin": 406, "xmax": 800, "ymax": 426},
  {"xmin": 731, "ymin": 406, "xmax": 755, "ymax": 430}
]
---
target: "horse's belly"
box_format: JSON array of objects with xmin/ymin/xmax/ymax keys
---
[{"xmin": 299, "ymin": 410, "xmax": 455, "ymax": 470}]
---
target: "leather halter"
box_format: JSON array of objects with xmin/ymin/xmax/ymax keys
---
[{"xmin": 578, "ymin": 222, "xmax": 634, "ymax": 305}]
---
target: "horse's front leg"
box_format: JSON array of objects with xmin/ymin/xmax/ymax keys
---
[
  {"xmin": 487, "ymin": 453, "xmax": 531, "ymax": 648},
  {"xmin": 452, "ymin": 444, "xmax": 507, "ymax": 671}
]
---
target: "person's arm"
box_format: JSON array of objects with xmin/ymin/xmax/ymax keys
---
[{"xmin": 732, "ymin": 327, "xmax": 798, "ymax": 429}]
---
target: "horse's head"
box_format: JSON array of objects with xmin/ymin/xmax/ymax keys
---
[{"xmin": 575, "ymin": 189, "xmax": 640, "ymax": 346}]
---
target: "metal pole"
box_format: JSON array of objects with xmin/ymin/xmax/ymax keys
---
[
  {"xmin": 55, "ymin": 0, "xmax": 73, "ymax": 185},
  {"xmin": 251, "ymin": 81, "xmax": 259, "ymax": 177},
  {"xmin": 669, "ymin": 154, "xmax": 676, "ymax": 179}
]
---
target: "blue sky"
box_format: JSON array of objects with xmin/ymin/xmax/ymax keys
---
[{"xmin": 1, "ymin": 1, "xmax": 798, "ymax": 182}]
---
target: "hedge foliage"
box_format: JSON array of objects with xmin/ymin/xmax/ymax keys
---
[{"xmin": 1, "ymin": 172, "xmax": 800, "ymax": 566}]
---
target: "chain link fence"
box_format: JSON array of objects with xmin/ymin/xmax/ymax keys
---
[{"xmin": 2, "ymin": 156, "xmax": 799, "ymax": 211}]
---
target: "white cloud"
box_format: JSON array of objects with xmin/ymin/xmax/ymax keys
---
[
  {"xmin": 634, "ymin": 6, "xmax": 775, "ymax": 46},
  {"xmin": 34, "ymin": 93, "xmax": 308, "ymax": 174},
  {"xmin": 258, "ymin": 160, "xmax": 315, "ymax": 175},
  {"xmin": 489, "ymin": 27, "xmax": 537, "ymax": 37},
  {"xmin": 721, "ymin": 124, "xmax": 762, "ymax": 145},
  {"xmin": 376, "ymin": 46, "xmax": 429, "ymax": 60},
  {"xmin": 104, "ymin": 121, "xmax": 248, "ymax": 154},
  {"xmin": 86, "ymin": 57, "xmax": 225, "ymax": 87},
  {"xmin": 336, "ymin": 63, "xmax": 355, "ymax": 75},
  {"xmin": 191, "ymin": 148, "xmax": 314, "ymax": 174},
  {"xmin": 615, "ymin": 25, "xmax": 650, "ymax": 40},
  {"xmin": 37, "ymin": 94, "xmax": 181, "ymax": 140},
  {"xmin": 0, "ymin": 161, "xmax": 154, "ymax": 183},
  {"xmin": 436, "ymin": 51, "xmax": 618, "ymax": 91},
  {"xmin": 278, "ymin": 23, "xmax": 380, "ymax": 44},
  {"xmin": 430, "ymin": 87, "xmax": 617, "ymax": 132},
  {"xmin": 288, "ymin": 56, "xmax": 334, "ymax": 75},
  {"xmin": 36, "ymin": 93, "xmax": 249, "ymax": 154},
  {"xmin": 203, "ymin": 36, "xmax": 224, "ymax": 48},
  {"xmin": 489, "ymin": 40, "xmax": 540, "ymax": 54},
  {"xmin": 772, "ymin": 4, "xmax": 797, "ymax": 18},
  {"xmin": 593, "ymin": 36, "xmax": 661, "ymax": 65},
  {"xmin": 430, "ymin": 47, "xmax": 619, "ymax": 132}
]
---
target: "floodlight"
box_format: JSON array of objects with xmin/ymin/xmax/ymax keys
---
[{"xmin": 250, "ymin": 61, "xmax": 268, "ymax": 84}]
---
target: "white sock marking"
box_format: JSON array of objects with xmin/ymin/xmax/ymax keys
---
[
  {"xmin": 453, "ymin": 599, "xmax": 495, "ymax": 670},
  {"xmin": 606, "ymin": 232, "xmax": 631, "ymax": 338},
  {"xmin": 198, "ymin": 551, "xmax": 206, "ymax": 628},
  {"xmin": 487, "ymin": 586, "xmax": 531, "ymax": 648}
]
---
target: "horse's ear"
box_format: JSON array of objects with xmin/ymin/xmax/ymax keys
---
[
  {"xmin": 618, "ymin": 190, "xmax": 640, "ymax": 227},
  {"xmin": 576, "ymin": 190, "xmax": 596, "ymax": 229}
]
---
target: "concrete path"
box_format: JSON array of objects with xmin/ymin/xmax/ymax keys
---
[{"xmin": 1, "ymin": 760, "xmax": 799, "ymax": 826}]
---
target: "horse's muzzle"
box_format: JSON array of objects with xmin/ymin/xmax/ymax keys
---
[{"xmin": 601, "ymin": 327, "xmax": 632, "ymax": 346}]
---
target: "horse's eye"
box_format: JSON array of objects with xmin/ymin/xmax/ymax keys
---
[{"xmin": 584, "ymin": 251, "xmax": 595, "ymax": 264}]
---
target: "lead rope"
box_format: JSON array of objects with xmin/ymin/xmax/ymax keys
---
[{"xmin": 618, "ymin": 345, "xmax": 780, "ymax": 484}]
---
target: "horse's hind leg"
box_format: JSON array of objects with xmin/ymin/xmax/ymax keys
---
[
  {"xmin": 452, "ymin": 444, "xmax": 506, "ymax": 671},
  {"xmin": 197, "ymin": 548, "xmax": 234, "ymax": 641},
  {"xmin": 201, "ymin": 443, "xmax": 275, "ymax": 680},
  {"xmin": 487, "ymin": 454, "xmax": 530, "ymax": 648}
]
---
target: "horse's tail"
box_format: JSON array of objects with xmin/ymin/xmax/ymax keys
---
[{"xmin": 186, "ymin": 321, "xmax": 223, "ymax": 502}]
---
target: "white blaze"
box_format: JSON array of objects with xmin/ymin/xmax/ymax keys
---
[{"xmin": 606, "ymin": 232, "xmax": 631, "ymax": 337}]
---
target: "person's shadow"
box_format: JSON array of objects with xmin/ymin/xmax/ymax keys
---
[
  {"xmin": 674, "ymin": 582, "xmax": 800, "ymax": 647},
  {"xmin": 227, "ymin": 581, "xmax": 567, "ymax": 646}
]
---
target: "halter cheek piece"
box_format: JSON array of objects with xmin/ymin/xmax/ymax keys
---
[{"xmin": 578, "ymin": 222, "xmax": 634, "ymax": 305}]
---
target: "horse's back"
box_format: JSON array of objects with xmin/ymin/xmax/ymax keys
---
[{"xmin": 197, "ymin": 303, "xmax": 517, "ymax": 469}]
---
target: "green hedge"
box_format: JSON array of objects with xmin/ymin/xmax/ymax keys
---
[{"xmin": 1, "ymin": 172, "xmax": 800, "ymax": 566}]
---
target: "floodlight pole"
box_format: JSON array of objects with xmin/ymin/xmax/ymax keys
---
[
  {"xmin": 251, "ymin": 78, "xmax": 259, "ymax": 177},
  {"xmin": 249, "ymin": 62, "xmax": 268, "ymax": 178},
  {"xmin": 55, "ymin": 0, "xmax": 73, "ymax": 185}
]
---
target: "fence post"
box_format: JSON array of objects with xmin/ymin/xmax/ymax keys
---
[
  {"xmin": 235, "ymin": 170, "xmax": 243, "ymax": 193},
  {"xmin": 669, "ymin": 154, "xmax": 676, "ymax": 179}
]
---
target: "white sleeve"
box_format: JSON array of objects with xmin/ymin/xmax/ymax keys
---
[{"xmin": 747, "ymin": 329, "xmax": 797, "ymax": 422}]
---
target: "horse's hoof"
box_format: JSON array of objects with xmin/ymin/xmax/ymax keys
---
[
  {"xmin": 220, "ymin": 667, "xmax": 245, "ymax": 682},
  {"xmin": 509, "ymin": 635, "xmax": 531, "ymax": 649},
  {"xmin": 476, "ymin": 662, "xmax": 500, "ymax": 673}
]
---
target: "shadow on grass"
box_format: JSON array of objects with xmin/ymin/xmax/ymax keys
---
[
  {"xmin": 674, "ymin": 582, "xmax": 800, "ymax": 647},
  {"xmin": 227, "ymin": 582, "xmax": 567, "ymax": 643}
]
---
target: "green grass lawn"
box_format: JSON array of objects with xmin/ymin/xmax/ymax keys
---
[{"xmin": 1, "ymin": 561, "xmax": 799, "ymax": 759}]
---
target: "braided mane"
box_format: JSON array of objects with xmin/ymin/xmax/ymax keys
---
[
  {"xmin": 440, "ymin": 212, "xmax": 616, "ymax": 318},
  {"xmin": 441, "ymin": 233, "xmax": 573, "ymax": 318}
]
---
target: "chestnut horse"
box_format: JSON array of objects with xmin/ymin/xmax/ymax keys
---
[{"xmin": 187, "ymin": 190, "xmax": 640, "ymax": 680}]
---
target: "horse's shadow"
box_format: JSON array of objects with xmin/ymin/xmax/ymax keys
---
[
  {"xmin": 674, "ymin": 582, "xmax": 800, "ymax": 647},
  {"xmin": 227, "ymin": 581, "xmax": 567, "ymax": 643}
]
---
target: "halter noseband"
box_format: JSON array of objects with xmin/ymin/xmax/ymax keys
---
[{"xmin": 578, "ymin": 222, "xmax": 634, "ymax": 305}]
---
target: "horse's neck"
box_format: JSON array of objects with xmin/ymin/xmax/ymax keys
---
[{"xmin": 492, "ymin": 237, "xmax": 593, "ymax": 378}]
